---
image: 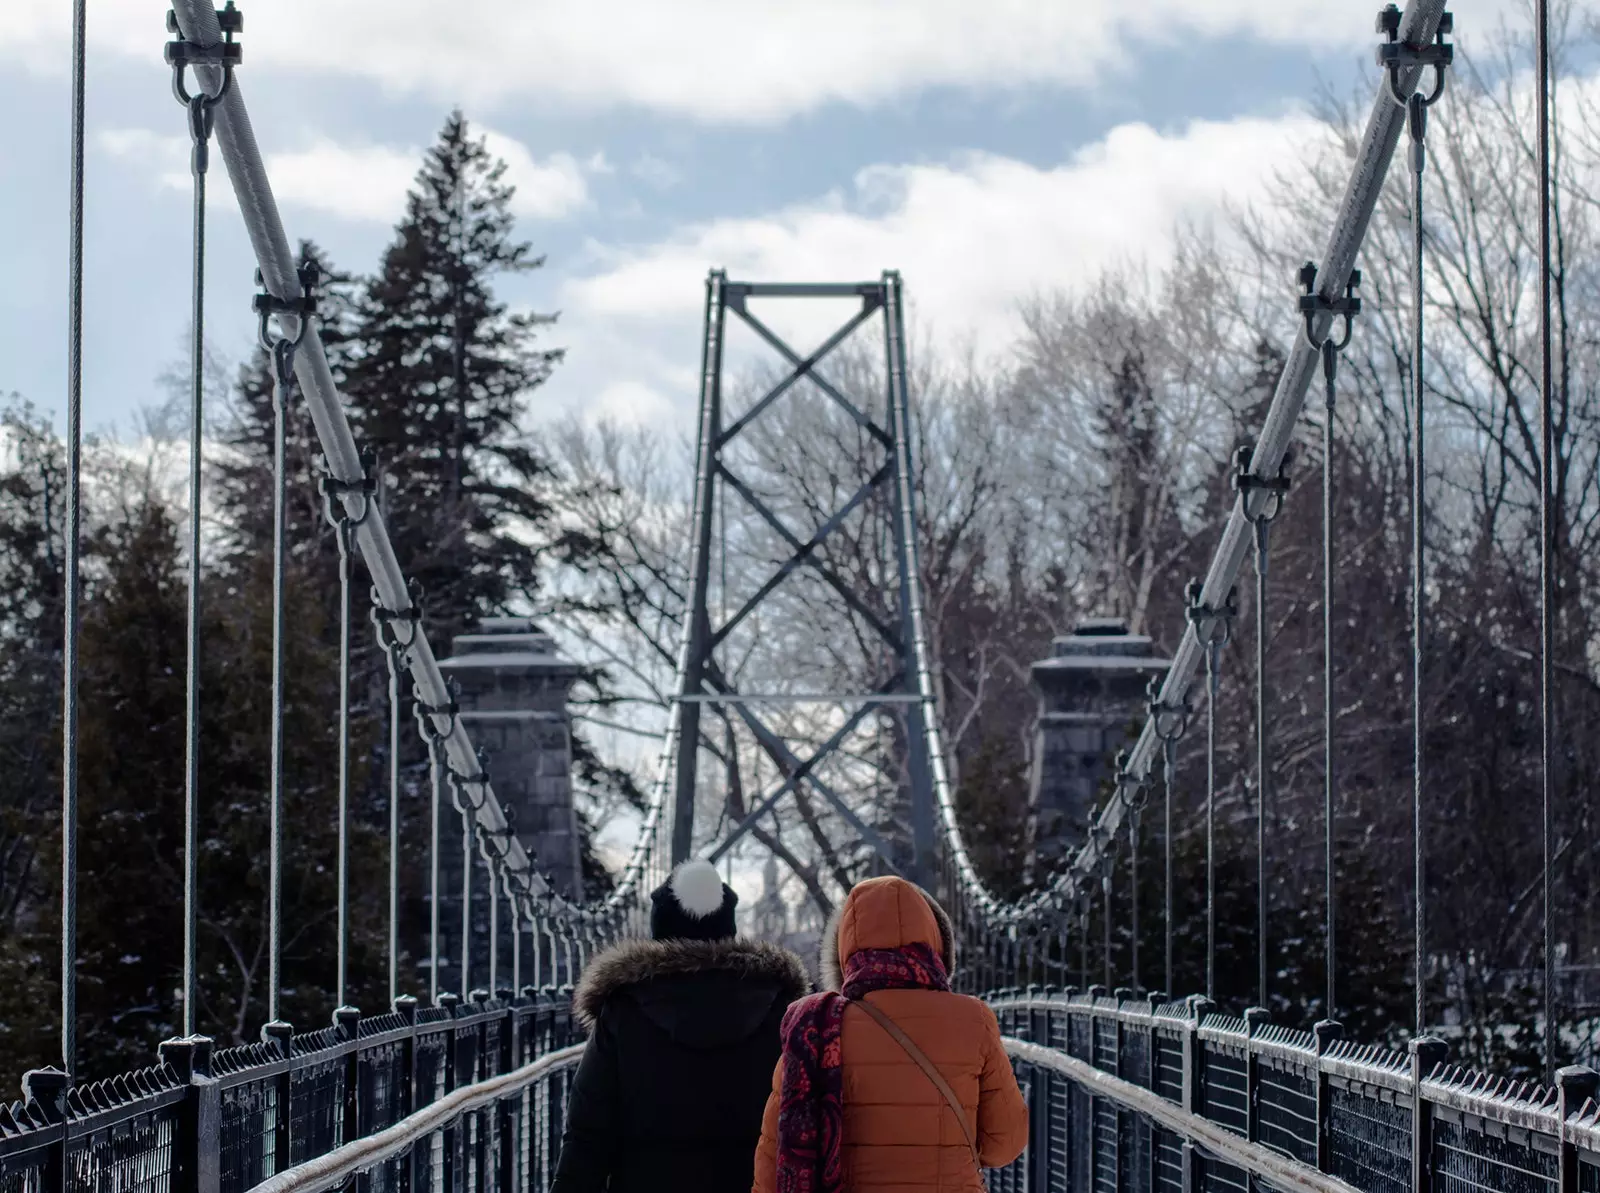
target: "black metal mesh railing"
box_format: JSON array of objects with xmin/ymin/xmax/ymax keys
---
[
  {"xmin": 0, "ymin": 993, "xmax": 583, "ymax": 1193},
  {"xmin": 993, "ymin": 991, "xmax": 1600, "ymax": 1193}
]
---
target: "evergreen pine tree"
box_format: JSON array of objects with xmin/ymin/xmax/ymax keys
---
[{"xmin": 343, "ymin": 109, "xmax": 565, "ymax": 645}]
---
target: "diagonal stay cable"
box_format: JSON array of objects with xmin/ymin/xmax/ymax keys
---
[{"xmin": 167, "ymin": 0, "xmax": 667, "ymax": 923}]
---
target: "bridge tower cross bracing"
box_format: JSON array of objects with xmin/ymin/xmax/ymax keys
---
[{"xmin": 669, "ymin": 271, "xmax": 940, "ymax": 895}]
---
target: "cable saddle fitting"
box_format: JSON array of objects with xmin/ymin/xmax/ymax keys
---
[
  {"xmin": 1147, "ymin": 674, "xmax": 1191, "ymax": 743},
  {"xmin": 254, "ymin": 261, "xmax": 320, "ymax": 352},
  {"xmin": 1376, "ymin": 3, "xmax": 1453, "ymax": 174},
  {"xmin": 1185, "ymin": 580, "xmax": 1239, "ymax": 646},
  {"xmin": 1234, "ymin": 444, "xmax": 1292, "ymax": 525},
  {"xmin": 1298, "ymin": 263, "xmax": 1362, "ymax": 355},
  {"xmin": 165, "ymin": 3, "xmax": 241, "ymax": 177}
]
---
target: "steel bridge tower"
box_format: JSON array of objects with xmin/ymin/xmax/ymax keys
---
[{"xmin": 667, "ymin": 271, "xmax": 939, "ymax": 894}]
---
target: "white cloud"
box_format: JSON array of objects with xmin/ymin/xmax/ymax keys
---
[
  {"xmin": 590, "ymin": 381, "xmax": 676, "ymax": 425},
  {"xmin": 262, "ymin": 140, "xmax": 421, "ymax": 224},
  {"xmin": 98, "ymin": 128, "xmax": 191, "ymax": 192},
  {"xmin": 543, "ymin": 108, "xmax": 1326, "ymax": 431},
  {"xmin": 2, "ymin": 0, "xmax": 1520, "ymax": 125},
  {"xmin": 565, "ymin": 111, "xmax": 1322, "ymax": 347},
  {"xmin": 100, "ymin": 125, "xmax": 597, "ymax": 226},
  {"xmin": 631, "ymin": 153, "xmax": 683, "ymax": 192}
]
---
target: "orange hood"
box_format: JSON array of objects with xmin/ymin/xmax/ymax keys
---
[{"xmin": 820, "ymin": 876, "xmax": 955, "ymax": 990}]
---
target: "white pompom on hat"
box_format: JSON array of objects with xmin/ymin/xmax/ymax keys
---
[{"xmin": 649, "ymin": 859, "xmax": 739, "ymax": 941}]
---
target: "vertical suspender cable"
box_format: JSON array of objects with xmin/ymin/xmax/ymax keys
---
[
  {"xmin": 322, "ymin": 483, "xmax": 368, "ymax": 1009},
  {"xmin": 1188, "ymin": 583, "xmax": 1233, "ymax": 1003},
  {"xmin": 1150, "ymin": 679, "xmax": 1188, "ymax": 1003},
  {"xmin": 258, "ymin": 259, "xmax": 315, "ymax": 1029},
  {"xmin": 337, "ymin": 530, "xmax": 352, "ymax": 1007},
  {"xmin": 1256, "ymin": 540, "xmax": 1269, "ymax": 1013},
  {"xmin": 1322, "ymin": 347, "xmax": 1338, "ymax": 1023},
  {"xmin": 268, "ymin": 340, "xmax": 289, "ymax": 1025},
  {"xmin": 375, "ymin": 594, "xmax": 416, "ymax": 1006},
  {"xmin": 431, "ymin": 752, "xmax": 441, "ymax": 1002},
  {"xmin": 1164, "ymin": 747, "xmax": 1175, "ymax": 998},
  {"xmin": 1300, "ymin": 260, "xmax": 1359, "ymax": 1025},
  {"xmin": 488, "ymin": 850, "xmax": 499, "ymax": 994},
  {"xmin": 167, "ymin": 11, "xmax": 238, "ymax": 1034},
  {"xmin": 1237, "ymin": 447, "xmax": 1288, "ymax": 1013},
  {"xmin": 1129, "ymin": 811, "xmax": 1140, "ymax": 994},
  {"xmin": 1378, "ymin": 8, "xmax": 1455, "ymax": 1038},
  {"xmin": 1407, "ymin": 88, "xmax": 1431, "ymax": 1037},
  {"xmin": 1205, "ymin": 649, "xmax": 1218, "ymax": 1003},
  {"xmin": 389, "ymin": 643, "xmax": 401, "ymax": 1004},
  {"xmin": 61, "ymin": 0, "xmax": 87, "ymax": 1083},
  {"xmin": 182, "ymin": 89, "xmax": 206, "ymax": 1042},
  {"xmin": 1537, "ymin": 0, "xmax": 1557, "ymax": 1085},
  {"xmin": 462, "ymin": 814, "xmax": 473, "ymax": 993}
]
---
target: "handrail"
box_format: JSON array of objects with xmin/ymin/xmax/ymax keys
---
[
  {"xmin": 248, "ymin": 1043, "xmax": 586, "ymax": 1193},
  {"xmin": 1002, "ymin": 1038, "xmax": 1360, "ymax": 1193}
]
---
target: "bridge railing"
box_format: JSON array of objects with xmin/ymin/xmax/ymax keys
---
[
  {"xmin": 989, "ymin": 990, "xmax": 1600, "ymax": 1193},
  {"xmin": 1, "ymin": 991, "xmax": 583, "ymax": 1193}
]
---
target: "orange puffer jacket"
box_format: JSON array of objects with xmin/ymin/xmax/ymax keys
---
[{"xmin": 751, "ymin": 877, "xmax": 1029, "ymax": 1193}]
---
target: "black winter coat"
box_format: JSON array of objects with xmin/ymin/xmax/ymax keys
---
[{"xmin": 550, "ymin": 937, "xmax": 810, "ymax": 1193}]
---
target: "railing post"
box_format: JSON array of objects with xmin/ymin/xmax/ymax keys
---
[
  {"xmin": 1558, "ymin": 1065, "xmax": 1599, "ymax": 1193},
  {"xmin": 471, "ymin": 989, "xmax": 491, "ymax": 1193},
  {"xmin": 1244, "ymin": 1007, "xmax": 1269, "ymax": 1149},
  {"xmin": 159, "ymin": 1037, "xmax": 219, "ymax": 1193},
  {"xmin": 1313, "ymin": 1019, "xmax": 1342, "ymax": 1174},
  {"xmin": 261, "ymin": 1020, "xmax": 294, "ymax": 1177},
  {"xmin": 394, "ymin": 996, "xmax": 419, "ymax": 1193},
  {"xmin": 438, "ymin": 993, "xmax": 460, "ymax": 1193},
  {"xmin": 21, "ymin": 1068, "xmax": 67, "ymax": 1193},
  {"xmin": 1182, "ymin": 996, "xmax": 1213, "ymax": 1193},
  {"xmin": 1409, "ymin": 1036, "xmax": 1447, "ymax": 1193},
  {"xmin": 498, "ymin": 1002, "xmax": 517, "ymax": 1193},
  {"xmin": 334, "ymin": 1007, "xmax": 362, "ymax": 1149},
  {"xmin": 1113, "ymin": 989, "xmax": 1129, "ymax": 1193}
]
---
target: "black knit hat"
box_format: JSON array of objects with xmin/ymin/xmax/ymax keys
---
[{"xmin": 650, "ymin": 860, "xmax": 739, "ymax": 942}]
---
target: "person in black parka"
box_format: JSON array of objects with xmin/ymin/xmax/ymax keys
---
[{"xmin": 550, "ymin": 859, "xmax": 810, "ymax": 1193}]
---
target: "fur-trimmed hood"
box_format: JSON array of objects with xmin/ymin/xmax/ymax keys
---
[
  {"xmin": 819, "ymin": 879, "xmax": 956, "ymax": 991},
  {"xmin": 574, "ymin": 936, "xmax": 810, "ymax": 1030}
]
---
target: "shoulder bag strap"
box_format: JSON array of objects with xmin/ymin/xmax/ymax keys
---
[{"xmin": 852, "ymin": 997, "xmax": 980, "ymax": 1165}]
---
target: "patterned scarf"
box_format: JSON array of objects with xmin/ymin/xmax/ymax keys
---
[{"xmin": 774, "ymin": 942, "xmax": 950, "ymax": 1193}]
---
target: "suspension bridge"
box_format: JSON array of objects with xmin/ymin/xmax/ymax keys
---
[{"xmin": 6, "ymin": 0, "xmax": 1588, "ymax": 1190}]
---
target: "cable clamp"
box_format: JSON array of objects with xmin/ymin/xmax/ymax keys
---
[
  {"xmin": 254, "ymin": 260, "xmax": 320, "ymax": 353},
  {"xmin": 1185, "ymin": 580, "xmax": 1239, "ymax": 648},
  {"xmin": 1234, "ymin": 444, "xmax": 1292, "ymax": 525},
  {"xmin": 1376, "ymin": 5, "xmax": 1453, "ymax": 109},
  {"xmin": 1298, "ymin": 262, "xmax": 1362, "ymax": 358}
]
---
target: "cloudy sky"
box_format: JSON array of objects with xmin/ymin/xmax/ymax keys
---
[{"xmin": 0, "ymin": 1, "xmax": 1516, "ymax": 442}]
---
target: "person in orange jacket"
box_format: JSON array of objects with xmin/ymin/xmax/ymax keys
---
[{"xmin": 752, "ymin": 876, "xmax": 1028, "ymax": 1193}]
